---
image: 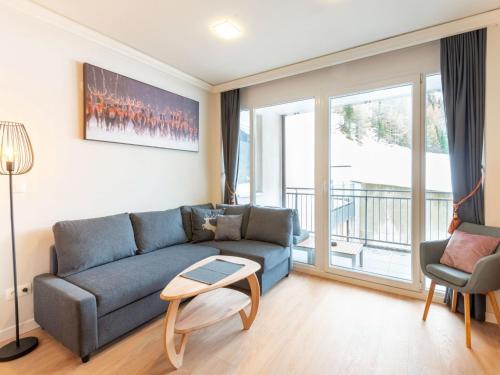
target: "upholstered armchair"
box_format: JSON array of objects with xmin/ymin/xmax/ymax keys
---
[{"xmin": 420, "ymin": 222, "xmax": 500, "ymax": 348}]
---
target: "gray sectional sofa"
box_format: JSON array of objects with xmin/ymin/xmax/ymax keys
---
[{"xmin": 33, "ymin": 203, "xmax": 295, "ymax": 362}]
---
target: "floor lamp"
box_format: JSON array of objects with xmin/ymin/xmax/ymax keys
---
[{"xmin": 0, "ymin": 121, "xmax": 38, "ymax": 361}]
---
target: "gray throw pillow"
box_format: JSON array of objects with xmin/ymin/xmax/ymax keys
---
[
  {"xmin": 180, "ymin": 203, "xmax": 214, "ymax": 241},
  {"xmin": 216, "ymin": 204, "xmax": 251, "ymax": 237},
  {"xmin": 215, "ymin": 214, "xmax": 243, "ymax": 241},
  {"xmin": 191, "ymin": 207, "xmax": 224, "ymax": 243},
  {"xmin": 245, "ymin": 206, "xmax": 294, "ymax": 247},
  {"xmin": 53, "ymin": 213, "xmax": 137, "ymax": 277},
  {"xmin": 130, "ymin": 208, "xmax": 187, "ymax": 253}
]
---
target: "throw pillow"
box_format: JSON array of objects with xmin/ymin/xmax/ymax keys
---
[
  {"xmin": 440, "ymin": 230, "xmax": 500, "ymax": 273},
  {"xmin": 216, "ymin": 203, "xmax": 251, "ymax": 236},
  {"xmin": 245, "ymin": 206, "xmax": 294, "ymax": 247},
  {"xmin": 191, "ymin": 207, "xmax": 225, "ymax": 243},
  {"xmin": 215, "ymin": 214, "xmax": 243, "ymax": 241},
  {"xmin": 180, "ymin": 203, "xmax": 214, "ymax": 241}
]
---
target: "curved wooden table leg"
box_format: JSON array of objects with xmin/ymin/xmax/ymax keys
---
[
  {"xmin": 163, "ymin": 299, "xmax": 188, "ymax": 369},
  {"xmin": 239, "ymin": 273, "xmax": 260, "ymax": 330}
]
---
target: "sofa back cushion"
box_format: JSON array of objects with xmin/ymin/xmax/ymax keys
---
[
  {"xmin": 191, "ymin": 207, "xmax": 225, "ymax": 243},
  {"xmin": 180, "ymin": 203, "xmax": 214, "ymax": 241},
  {"xmin": 216, "ymin": 204, "xmax": 251, "ymax": 236},
  {"xmin": 53, "ymin": 213, "xmax": 137, "ymax": 277},
  {"xmin": 245, "ymin": 206, "xmax": 293, "ymax": 247},
  {"xmin": 130, "ymin": 208, "xmax": 187, "ymax": 253}
]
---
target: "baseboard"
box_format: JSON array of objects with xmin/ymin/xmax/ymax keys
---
[
  {"xmin": 0, "ymin": 319, "xmax": 39, "ymax": 342},
  {"xmin": 486, "ymin": 312, "xmax": 497, "ymax": 324},
  {"xmin": 293, "ymin": 266, "xmax": 440, "ymax": 302}
]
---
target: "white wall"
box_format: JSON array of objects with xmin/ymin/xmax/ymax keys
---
[
  {"xmin": 0, "ymin": 4, "xmax": 218, "ymax": 338},
  {"xmin": 254, "ymin": 111, "xmax": 282, "ymax": 206},
  {"xmin": 485, "ymin": 24, "xmax": 500, "ymax": 323},
  {"xmin": 240, "ymin": 42, "xmax": 440, "ymax": 109}
]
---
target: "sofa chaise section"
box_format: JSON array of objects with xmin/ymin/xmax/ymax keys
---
[{"xmin": 198, "ymin": 239, "xmax": 291, "ymax": 294}]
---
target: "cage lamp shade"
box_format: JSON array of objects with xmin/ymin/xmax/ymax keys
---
[{"xmin": 0, "ymin": 121, "xmax": 34, "ymax": 175}]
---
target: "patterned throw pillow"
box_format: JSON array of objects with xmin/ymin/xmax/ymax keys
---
[{"xmin": 191, "ymin": 207, "xmax": 225, "ymax": 243}]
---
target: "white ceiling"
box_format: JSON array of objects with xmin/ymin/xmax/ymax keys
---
[{"xmin": 32, "ymin": 0, "xmax": 500, "ymax": 85}]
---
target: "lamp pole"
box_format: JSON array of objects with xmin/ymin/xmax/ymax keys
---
[{"xmin": 7, "ymin": 161, "xmax": 21, "ymax": 347}]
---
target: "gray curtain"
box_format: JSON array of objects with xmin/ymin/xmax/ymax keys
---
[
  {"xmin": 221, "ymin": 89, "xmax": 240, "ymax": 204},
  {"xmin": 440, "ymin": 28, "xmax": 486, "ymax": 320}
]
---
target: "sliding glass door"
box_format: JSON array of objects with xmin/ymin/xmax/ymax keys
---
[
  {"xmin": 327, "ymin": 78, "xmax": 421, "ymax": 288},
  {"xmin": 240, "ymin": 73, "xmax": 452, "ymax": 293}
]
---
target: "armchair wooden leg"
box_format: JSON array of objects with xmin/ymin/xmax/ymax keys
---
[
  {"xmin": 422, "ymin": 280, "xmax": 436, "ymax": 321},
  {"xmin": 464, "ymin": 293, "xmax": 471, "ymax": 349},
  {"xmin": 451, "ymin": 289, "xmax": 458, "ymax": 313},
  {"xmin": 487, "ymin": 291, "xmax": 500, "ymax": 326}
]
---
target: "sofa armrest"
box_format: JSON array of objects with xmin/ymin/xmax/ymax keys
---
[
  {"xmin": 466, "ymin": 252, "xmax": 500, "ymax": 293},
  {"xmin": 419, "ymin": 239, "xmax": 449, "ymax": 273},
  {"xmin": 33, "ymin": 274, "xmax": 98, "ymax": 358}
]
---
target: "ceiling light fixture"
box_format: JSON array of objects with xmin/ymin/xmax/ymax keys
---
[{"xmin": 212, "ymin": 20, "xmax": 241, "ymax": 40}]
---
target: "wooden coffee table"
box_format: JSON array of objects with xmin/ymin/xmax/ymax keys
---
[{"xmin": 160, "ymin": 255, "xmax": 261, "ymax": 369}]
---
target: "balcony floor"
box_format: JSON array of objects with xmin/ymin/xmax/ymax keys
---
[{"xmin": 293, "ymin": 235, "xmax": 412, "ymax": 281}]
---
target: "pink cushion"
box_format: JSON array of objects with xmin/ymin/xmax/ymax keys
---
[{"xmin": 440, "ymin": 230, "xmax": 500, "ymax": 273}]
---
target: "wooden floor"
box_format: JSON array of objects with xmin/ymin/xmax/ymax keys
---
[{"xmin": 1, "ymin": 272, "xmax": 499, "ymax": 375}]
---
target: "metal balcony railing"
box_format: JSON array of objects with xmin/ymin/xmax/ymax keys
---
[{"xmin": 285, "ymin": 187, "xmax": 452, "ymax": 251}]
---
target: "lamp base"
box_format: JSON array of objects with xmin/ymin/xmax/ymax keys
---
[{"xmin": 0, "ymin": 337, "xmax": 38, "ymax": 362}]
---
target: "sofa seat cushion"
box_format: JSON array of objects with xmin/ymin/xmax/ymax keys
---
[
  {"xmin": 426, "ymin": 264, "xmax": 471, "ymax": 287},
  {"xmin": 197, "ymin": 240, "xmax": 290, "ymax": 272},
  {"xmin": 65, "ymin": 244, "xmax": 219, "ymax": 317}
]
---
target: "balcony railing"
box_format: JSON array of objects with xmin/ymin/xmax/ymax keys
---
[{"xmin": 286, "ymin": 187, "xmax": 452, "ymax": 251}]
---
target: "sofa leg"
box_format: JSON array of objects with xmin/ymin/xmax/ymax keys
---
[
  {"xmin": 487, "ymin": 291, "xmax": 500, "ymax": 326},
  {"xmin": 81, "ymin": 354, "xmax": 90, "ymax": 363},
  {"xmin": 464, "ymin": 293, "xmax": 471, "ymax": 349},
  {"xmin": 422, "ymin": 280, "xmax": 436, "ymax": 321}
]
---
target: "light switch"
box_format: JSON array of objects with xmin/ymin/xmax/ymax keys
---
[{"xmin": 13, "ymin": 179, "xmax": 27, "ymax": 193}]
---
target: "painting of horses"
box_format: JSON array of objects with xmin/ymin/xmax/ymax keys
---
[{"xmin": 83, "ymin": 63, "xmax": 199, "ymax": 152}]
